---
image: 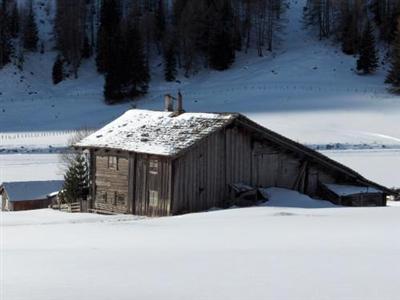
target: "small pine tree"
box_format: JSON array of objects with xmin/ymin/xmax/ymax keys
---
[
  {"xmin": 386, "ymin": 20, "xmax": 400, "ymax": 93},
  {"xmin": 22, "ymin": 0, "xmax": 39, "ymax": 52},
  {"xmin": 52, "ymin": 56, "xmax": 64, "ymax": 85},
  {"xmin": 163, "ymin": 38, "xmax": 177, "ymax": 82},
  {"xmin": 356, "ymin": 22, "xmax": 379, "ymax": 74},
  {"xmin": 60, "ymin": 155, "xmax": 89, "ymax": 204}
]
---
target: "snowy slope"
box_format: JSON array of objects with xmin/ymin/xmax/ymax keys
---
[
  {"xmin": 3, "ymin": 193, "xmax": 400, "ymax": 300},
  {"xmin": 0, "ymin": 0, "xmax": 399, "ymax": 148}
]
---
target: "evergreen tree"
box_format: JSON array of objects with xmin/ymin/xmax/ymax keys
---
[
  {"xmin": 356, "ymin": 21, "xmax": 379, "ymax": 74},
  {"xmin": 60, "ymin": 155, "xmax": 89, "ymax": 204},
  {"xmin": 104, "ymin": 68, "xmax": 124, "ymax": 103},
  {"xmin": 124, "ymin": 23, "xmax": 150, "ymax": 98},
  {"xmin": 9, "ymin": 0, "xmax": 19, "ymax": 38},
  {"xmin": 208, "ymin": 0, "xmax": 235, "ymax": 70},
  {"xmin": 341, "ymin": 14, "xmax": 358, "ymax": 55},
  {"xmin": 386, "ymin": 20, "xmax": 400, "ymax": 93},
  {"xmin": 16, "ymin": 44, "xmax": 24, "ymax": 70},
  {"xmin": 52, "ymin": 56, "xmax": 64, "ymax": 85},
  {"xmin": 154, "ymin": 0, "xmax": 166, "ymax": 46},
  {"xmin": 0, "ymin": 1, "xmax": 13, "ymax": 68},
  {"xmin": 163, "ymin": 37, "xmax": 177, "ymax": 81},
  {"xmin": 96, "ymin": 0, "xmax": 121, "ymax": 73},
  {"xmin": 22, "ymin": 0, "xmax": 39, "ymax": 52},
  {"xmin": 55, "ymin": 0, "xmax": 86, "ymax": 77},
  {"xmin": 82, "ymin": 34, "xmax": 92, "ymax": 59}
]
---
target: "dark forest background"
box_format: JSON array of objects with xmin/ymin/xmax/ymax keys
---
[{"xmin": 1, "ymin": 0, "xmax": 400, "ymax": 103}]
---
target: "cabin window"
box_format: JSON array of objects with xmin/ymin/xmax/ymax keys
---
[
  {"xmin": 102, "ymin": 192, "xmax": 107, "ymax": 203},
  {"xmin": 112, "ymin": 192, "xmax": 125, "ymax": 205},
  {"xmin": 117, "ymin": 193, "xmax": 125, "ymax": 205},
  {"xmin": 149, "ymin": 190, "xmax": 159, "ymax": 207},
  {"xmin": 108, "ymin": 156, "xmax": 118, "ymax": 170},
  {"xmin": 149, "ymin": 159, "xmax": 159, "ymax": 175}
]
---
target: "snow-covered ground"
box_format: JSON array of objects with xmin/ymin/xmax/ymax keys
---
[
  {"xmin": 326, "ymin": 149, "xmax": 400, "ymax": 188},
  {"xmin": 0, "ymin": 154, "xmax": 64, "ymax": 184},
  {"xmin": 2, "ymin": 189, "xmax": 400, "ymax": 300}
]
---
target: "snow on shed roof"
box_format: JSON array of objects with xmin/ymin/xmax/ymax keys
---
[
  {"xmin": 1, "ymin": 180, "xmax": 64, "ymax": 202},
  {"xmin": 76, "ymin": 109, "xmax": 236, "ymax": 156},
  {"xmin": 324, "ymin": 184, "xmax": 383, "ymax": 196}
]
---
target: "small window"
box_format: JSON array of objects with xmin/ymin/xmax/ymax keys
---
[
  {"xmin": 102, "ymin": 192, "xmax": 107, "ymax": 203},
  {"xmin": 149, "ymin": 190, "xmax": 159, "ymax": 207},
  {"xmin": 117, "ymin": 193, "xmax": 125, "ymax": 205},
  {"xmin": 108, "ymin": 156, "xmax": 118, "ymax": 170},
  {"xmin": 149, "ymin": 159, "xmax": 159, "ymax": 175}
]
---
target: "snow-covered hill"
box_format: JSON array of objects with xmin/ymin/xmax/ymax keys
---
[{"xmin": 1, "ymin": 0, "xmax": 399, "ymax": 147}]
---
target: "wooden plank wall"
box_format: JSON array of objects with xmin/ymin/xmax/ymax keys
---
[
  {"xmin": 172, "ymin": 122, "xmax": 352, "ymax": 214},
  {"xmin": 172, "ymin": 130, "xmax": 227, "ymax": 214},
  {"xmin": 134, "ymin": 154, "xmax": 172, "ymax": 217},
  {"xmin": 12, "ymin": 199, "xmax": 52, "ymax": 211},
  {"xmin": 0, "ymin": 190, "xmax": 10, "ymax": 210},
  {"xmin": 94, "ymin": 152, "xmax": 130, "ymax": 214}
]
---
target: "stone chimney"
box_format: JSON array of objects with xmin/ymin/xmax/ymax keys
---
[
  {"xmin": 164, "ymin": 94, "xmax": 174, "ymax": 112},
  {"xmin": 176, "ymin": 90, "xmax": 184, "ymax": 114}
]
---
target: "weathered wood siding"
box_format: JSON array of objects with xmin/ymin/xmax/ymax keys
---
[
  {"xmin": 0, "ymin": 190, "xmax": 12, "ymax": 211},
  {"xmin": 171, "ymin": 121, "xmax": 357, "ymax": 214},
  {"xmin": 319, "ymin": 184, "xmax": 387, "ymax": 206},
  {"xmin": 93, "ymin": 152, "xmax": 130, "ymax": 214},
  {"xmin": 134, "ymin": 154, "xmax": 172, "ymax": 216},
  {"xmin": 12, "ymin": 199, "xmax": 52, "ymax": 211},
  {"xmin": 172, "ymin": 130, "xmax": 227, "ymax": 214}
]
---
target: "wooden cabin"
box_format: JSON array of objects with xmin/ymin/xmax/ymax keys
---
[
  {"xmin": 76, "ymin": 103, "xmax": 393, "ymax": 216},
  {"xmin": 0, "ymin": 180, "xmax": 64, "ymax": 211}
]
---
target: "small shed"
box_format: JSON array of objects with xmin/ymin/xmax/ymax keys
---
[
  {"xmin": 320, "ymin": 183, "xmax": 387, "ymax": 207},
  {"xmin": 0, "ymin": 180, "xmax": 64, "ymax": 211}
]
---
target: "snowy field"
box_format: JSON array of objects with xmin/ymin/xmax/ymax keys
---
[
  {"xmin": 2, "ymin": 189, "xmax": 400, "ymax": 300},
  {"xmin": 0, "ymin": 154, "xmax": 64, "ymax": 184},
  {"xmin": 326, "ymin": 149, "xmax": 400, "ymax": 188}
]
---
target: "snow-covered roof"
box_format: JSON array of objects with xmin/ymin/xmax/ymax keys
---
[
  {"xmin": 324, "ymin": 184, "xmax": 383, "ymax": 196},
  {"xmin": 76, "ymin": 109, "xmax": 236, "ymax": 156},
  {"xmin": 0, "ymin": 181, "xmax": 64, "ymax": 202}
]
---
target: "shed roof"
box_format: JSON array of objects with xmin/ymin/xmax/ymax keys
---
[
  {"xmin": 76, "ymin": 109, "xmax": 236, "ymax": 156},
  {"xmin": 0, "ymin": 180, "xmax": 64, "ymax": 202},
  {"xmin": 323, "ymin": 184, "xmax": 383, "ymax": 196}
]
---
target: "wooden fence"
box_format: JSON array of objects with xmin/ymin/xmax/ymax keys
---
[{"xmin": 51, "ymin": 202, "xmax": 81, "ymax": 213}]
